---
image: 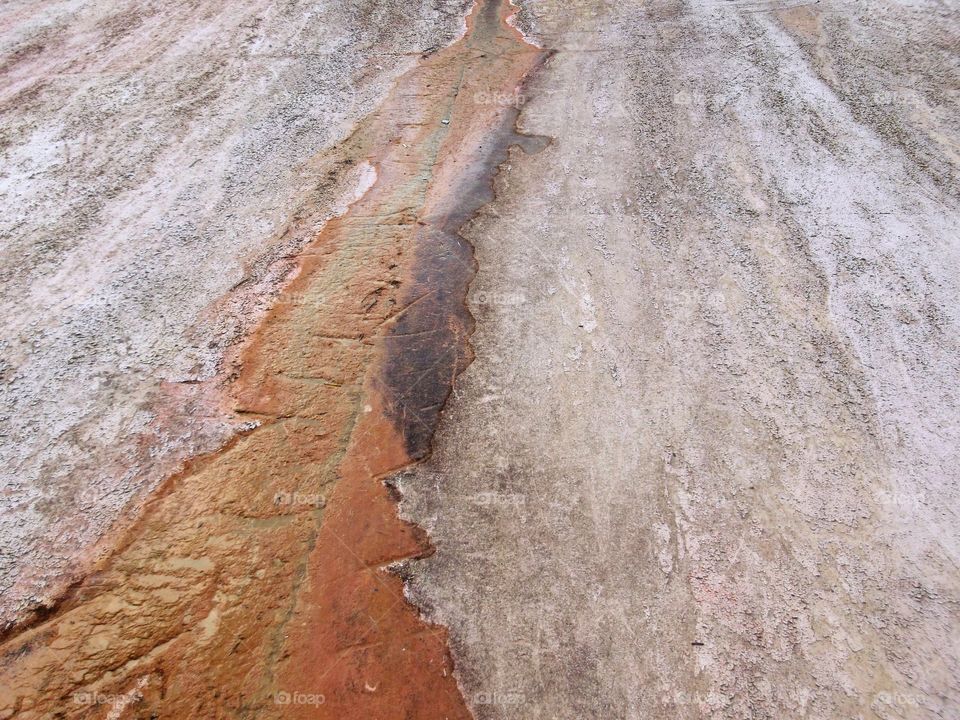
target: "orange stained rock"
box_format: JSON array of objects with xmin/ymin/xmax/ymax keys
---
[{"xmin": 0, "ymin": 2, "xmax": 545, "ymax": 718}]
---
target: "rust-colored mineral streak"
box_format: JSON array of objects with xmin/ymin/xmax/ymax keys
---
[{"xmin": 0, "ymin": 1, "xmax": 545, "ymax": 718}]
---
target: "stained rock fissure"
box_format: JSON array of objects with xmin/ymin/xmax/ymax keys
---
[{"xmin": 0, "ymin": 1, "xmax": 547, "ymax": 718}]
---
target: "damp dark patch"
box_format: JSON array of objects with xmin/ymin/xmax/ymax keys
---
[{"xmin": 377, "ymin": 0, "xmax": 551, "ymax": 459}]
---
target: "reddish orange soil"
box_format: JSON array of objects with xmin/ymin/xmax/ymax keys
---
[{"xmin": 0, "ymin": 2, "xmax": 544, "ymax": 718}]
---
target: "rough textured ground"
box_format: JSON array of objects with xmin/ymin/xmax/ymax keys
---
[
  {"xmin": 1, "ymin": 1, "xmax": 536, "ymax": 717},
  {"xmin": 2, "ymin": 0, "xmax": 959, "ymax": 718},
  {"xmin": 401, "ymin": 0, "xmax": 960, "ymax": 718},
  {"xmin": 0, "ymin": 0, "xmax": 470, "ymax": 628}
]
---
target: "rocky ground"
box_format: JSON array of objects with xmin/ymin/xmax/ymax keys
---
[
  {"xmin": 1, "ymin": 0, "xmax": 958, "ymax": 718},
  {"xmin": 0, "ymin": 0, "xmax": 470, "ymax": 629},
  {"xmin": 403, "ymin": 1, "xmax": 960, "ymax": 717}
]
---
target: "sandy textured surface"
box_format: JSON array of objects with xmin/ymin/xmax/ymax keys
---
[
  {"xmin": 1, "ymin": 0, "xmax": 959, "ymax": 718},
  {"xmin": 0, "ymin": 0, "xmax": 469, "ymax": 627},
  {"xmin": 400, "ymin": 0, "xmax": 960, "ymax": 718}
]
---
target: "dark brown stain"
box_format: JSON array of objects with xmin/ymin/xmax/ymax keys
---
[{"xmin": 379, "ymin": 0, "xmax": 551, "ymax": 459}]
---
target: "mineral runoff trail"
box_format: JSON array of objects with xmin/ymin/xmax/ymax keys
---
[{"xmin": 0, "ymin": 1, "xmax": 547, "ymax": 717}]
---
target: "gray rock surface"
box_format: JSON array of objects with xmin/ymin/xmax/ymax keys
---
[{"xmin": 400, "ymin": 1, "xmax": 960, "ymax": 717}]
